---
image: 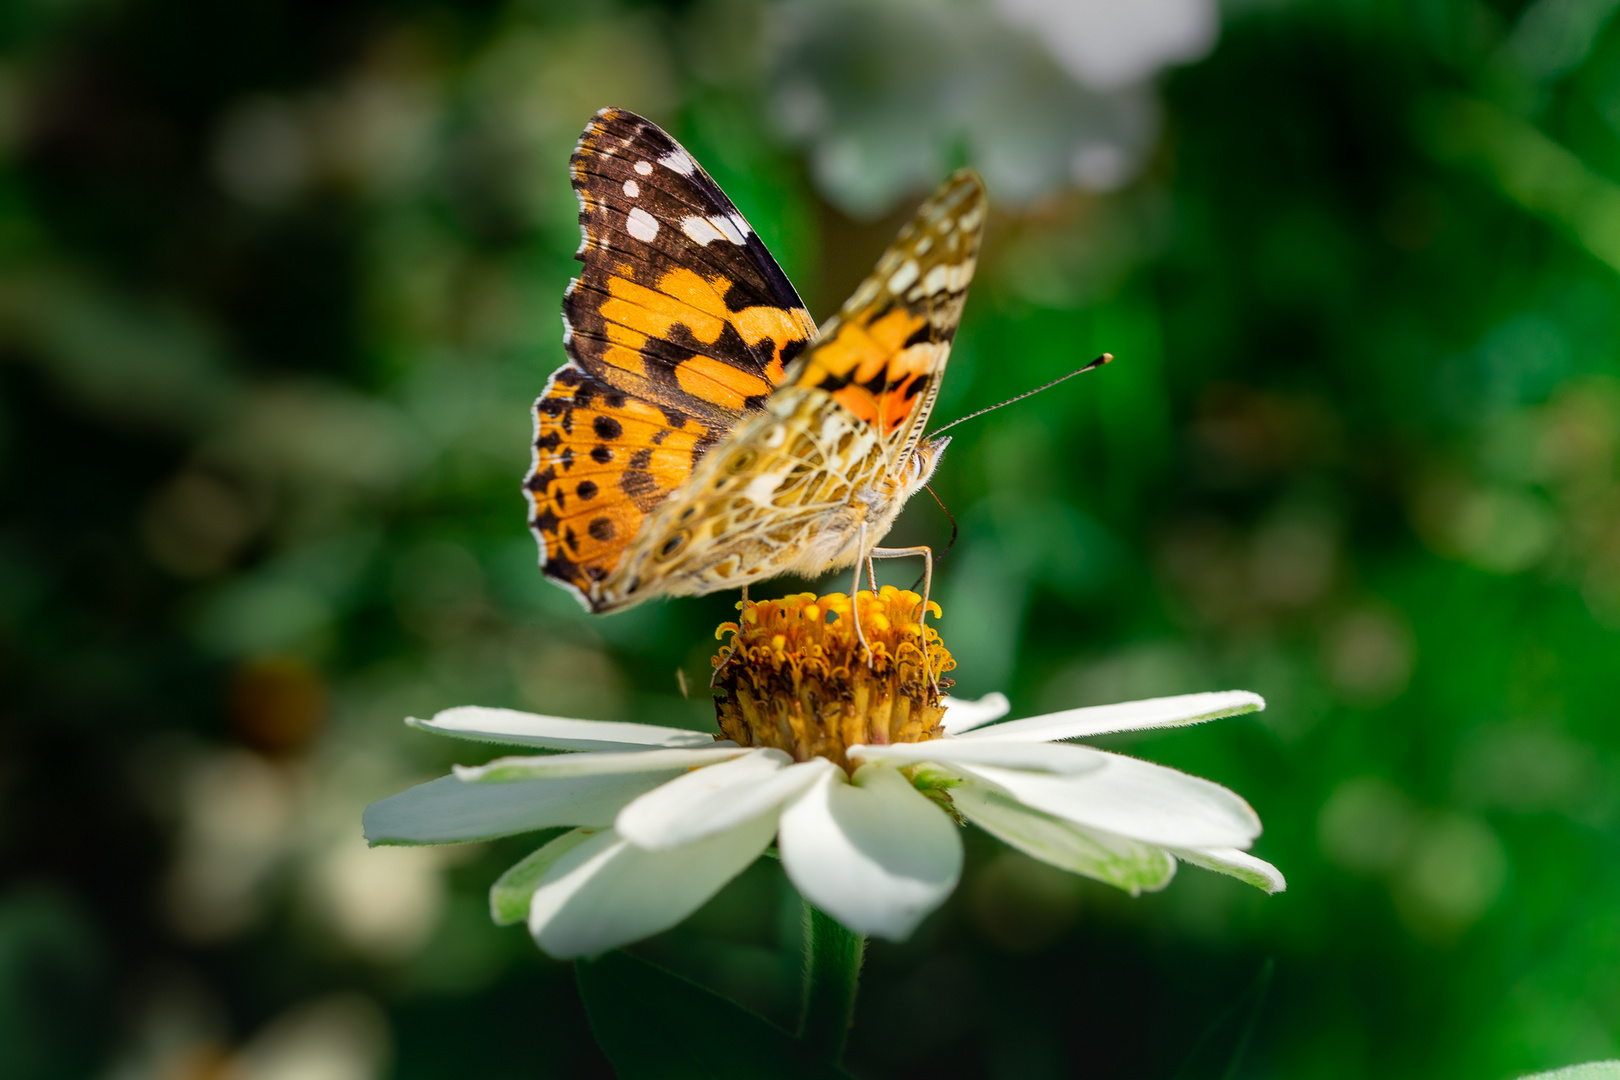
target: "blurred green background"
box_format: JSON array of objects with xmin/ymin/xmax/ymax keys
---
[{"xmin": 5, "ymin": 0, "xmax": 1620, "ymax": 1076}]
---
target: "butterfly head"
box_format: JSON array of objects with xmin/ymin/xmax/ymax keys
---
[{"xmin": 900, "ymin": 435, "xmax": 951, "ymax": 500}]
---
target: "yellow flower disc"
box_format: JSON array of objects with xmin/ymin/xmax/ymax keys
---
[{"xmin": 711, "ymin": 587, "xmax": 956, "ymax": 771}]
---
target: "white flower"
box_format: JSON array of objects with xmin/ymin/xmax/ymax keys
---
[
  {"xmin": 990, "ymin": 0, "xmax": 1219, "ymax": 92},
  {"xmin": 363, "ymin": 685, "xmax": 1284, "ymax": 960},
  {"xmin": 766, "ymin": 0, "xmax": 1218, "ymax": 215}
]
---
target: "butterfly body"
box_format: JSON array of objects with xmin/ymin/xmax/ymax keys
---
[{"xmin": 528, "ymin": 108, "xmax": 983, "ymax": 614}]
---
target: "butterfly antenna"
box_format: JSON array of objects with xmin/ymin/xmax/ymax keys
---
[
  {"xmin": 928, "ymin": 353, "xmax": 1113, "ymax": 438},
  {"xmin": 908, "ymin": 483, "xmax": 957, "ymax": 593}
]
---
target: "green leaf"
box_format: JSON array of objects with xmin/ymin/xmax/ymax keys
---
[
  {"xmin": 1518, "ymin": 1064, "xmax": 1620, "ymax": 1080},
  {"xmin": 488, "ymin": 828, "xmax": 592, "ymax": 926},
  {"xmin": 576, "ymin": 950, "xmax": 853, "ymax": 1080}
]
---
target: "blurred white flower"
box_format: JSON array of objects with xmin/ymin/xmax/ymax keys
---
[
  {"xmin": 164, "ymin": 749, "xmax": 298, "ymax": 941},
  {"xmin": 991, "ymin": 0, "xmax": 1218, "ymax": 91},
  {"xmin": 364, "ymin": 591, "xmax": 1281, "ymax": 959},
  {"xmin": 766, "ymin": 0, "xmax": 1219, "ymax": 215},
  {"xmin": 233, "ymin": 994, "xmax": 392, "ymax": 1080},
  {"xmin": 308, "ymin": 840, "xmax": 448, "ymax": 962}
]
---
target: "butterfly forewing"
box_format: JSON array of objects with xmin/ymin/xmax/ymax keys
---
[
  {"xmin": 789, "ymin": 170, "xmax": 986, "ymax": 470},
  {"xmin": 528, "ymin": 108, "xmax": 818, "ymax": 609},
  {"xmin": 565, "ymin": 108, "xmax": 816, "ymax": 405}
]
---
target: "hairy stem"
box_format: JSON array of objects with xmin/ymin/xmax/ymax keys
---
[{"xmin": 798, "ymin": 901, "xmax": 866, "ymax": 1065}]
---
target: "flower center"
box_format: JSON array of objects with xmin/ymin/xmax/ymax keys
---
[{"xmin": 711, "ymin": 587, "xmax": 956, "ymax": 771}]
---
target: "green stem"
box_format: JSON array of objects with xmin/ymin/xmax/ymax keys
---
[{"xmin": 798, "ymin": 901, "xmax": 866, "ymax": 1065}]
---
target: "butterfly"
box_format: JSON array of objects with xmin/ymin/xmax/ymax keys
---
[{"xmin": 526, "ymin": 107, "xmax": 984, "ymax": 615}]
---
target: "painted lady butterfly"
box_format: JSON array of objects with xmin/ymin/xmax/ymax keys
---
[{"xmin": 526, "ymin": 108, "xmax": 984, "ymax": 614}]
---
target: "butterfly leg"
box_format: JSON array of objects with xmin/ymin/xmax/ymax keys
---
[
  {"xmin": 868, "ymin": 545, "xmax": 936, "ymax": 692},
  {"xmin": 709, "ymin": 585, "xmax": 752, "ymax": 689},
  {"xmin": 850, "ymin": 524, "xmax": 874, "ymax": 667}
]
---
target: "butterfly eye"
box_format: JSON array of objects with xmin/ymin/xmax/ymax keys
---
[{"xmin": 726, "ymin": 449, "xmax": 757, "ymax": 473}]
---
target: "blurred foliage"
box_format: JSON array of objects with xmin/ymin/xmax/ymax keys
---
[{"xmin": 4, "ymin": 0, "xmax": 1620, "ymax": 1077}]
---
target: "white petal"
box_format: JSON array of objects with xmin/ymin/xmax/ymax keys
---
[
  {"xmin": 1171, "ymin": 846, "xmax": 1287, "ymax": 894},
  {"xmin": 958, "ymin": 690, "xmax": 1265, "ymax": 743},
  {"xmin": 958, "ymin": 751, "xmax": 1261, "ymax": 848},
  {"xmin": 527, "ymin": 817, "xmax": 776, "ymax": 959},
  {"xmin": 363, "ymin": 771, "xmax": 673, "ymax": 845},
  {"xmin": 490, "ymin": 828, "xmax": 599, "ymax": 925},
  {"xmin": 939, "ymin": 692, "xmax": 1011, "ymax": 735},
  {"xmin": 848, "ymin": 738, "xmax": 1105, "ymax": 775},
  {"xmin": 778, "ymin": 765, "xmax": 962, "ymax": 941},
  {"xmin": 951, "ymin": 782, "xmax": 1176, "ymax": 895},
  {"xmin": 617, "ymin": 752, "xmax": 836, "ymax": 851},
  {"xmin": 409, "ymin": 705, "xmax": 718, "ymax": 751},
  {"xmin": 453, "ymin": 745, "xmax": 745, "ymax": 783}
]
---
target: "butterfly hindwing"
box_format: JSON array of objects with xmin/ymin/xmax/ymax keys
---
[{"xmin": 528, "ymin": 108, "xmax": 818, "ymax": 609}]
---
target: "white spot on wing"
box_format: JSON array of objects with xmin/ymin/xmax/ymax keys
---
[
  {"xmin": 726, "ymin": 213, "xmax": 752, "ymax": 238},
  {"xmin": 623, "ymin": 179, "xmax": 640, "ymax": 197},
  {"xmin": 681, "ymin": 216, "xmax": 726, "ymax": 245},
  {"xmin": 634, "ymin": 160, "xmax": 653, "ymax": 176},
  {"xmin": 659, "ymin": 150, "xmax": 696, "ymax": 175},
  {"xmin": 887, "ymin": 260, "xmax": 920, "ymax": 294},
  {"xmin": 743, "ymin": 472, "xmax": 782, "ymax": 504},
  {"xmin": 627, "ymin": 207, "xmax": 659, "ymax": 242},
  {"xmin": 680, "ymin": 215, "xmax": 749, "ymax": 246},
  {"xmin": 947, "ymin": 258, "xmax": 977, "ymax": 290},
  {"xmin": 922, "ymin": 264, "xmax": 949, "ymax": 295},
  {"xmin": 713, "ymin": 215, "xmax": 746, "ymax": 245}
]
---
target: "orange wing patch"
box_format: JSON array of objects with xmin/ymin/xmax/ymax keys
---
[
  {"xmin": 674, "ymin": 355, "xmax": 771, "ymax": 410},
  {"xmin": 527, "ymin": 366, "xmax": 717, "ymax": 598},
  {"xmin": 588, "ymin": 268, "xmax": 804, "ymax": 408}
]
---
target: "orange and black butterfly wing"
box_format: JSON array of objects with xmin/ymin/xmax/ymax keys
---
[
  {"xmin": 593, "ymin": 172, "xmax": 989, "ymax": 610},
  {"xmin": 789, "ymin": 169, "xmax": 986, "ymax": 469},
  {"xmin": 527, "ymin": 108, "xmax": 818, "ymax": 611}
]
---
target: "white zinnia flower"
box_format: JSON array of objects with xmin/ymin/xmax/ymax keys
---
[{"xmin": 364, "ymin": 589, "xmax": 1283, "ymax": 959}]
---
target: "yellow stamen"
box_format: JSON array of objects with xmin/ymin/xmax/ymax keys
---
[{"xmin": 711, "ymin": 587, "xmax": 955, "ymax": 771}]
